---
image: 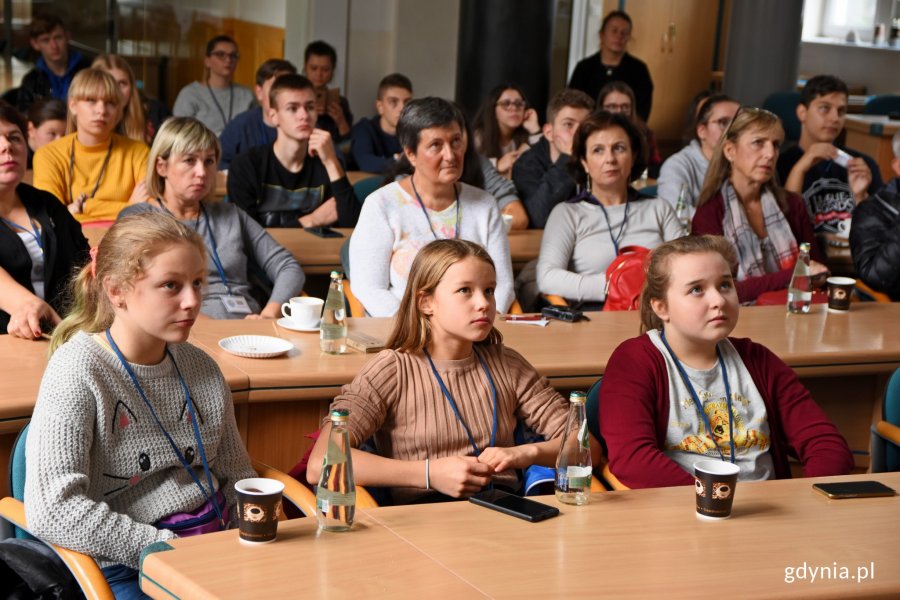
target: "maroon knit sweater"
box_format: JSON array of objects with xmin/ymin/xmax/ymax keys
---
[
  {"xmin": 691, "ymin": 190, "xmax": 823, "ymax": 302},
  {"xmin": 599, "ymin": 335, "xmax": 853, "ymax": 489}
]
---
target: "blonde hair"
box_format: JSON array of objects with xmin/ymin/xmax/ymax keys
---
[
  {"xmin": 145, "ymin": 117, "xmax": 221, "ymax": 200},
  {"xmin": 92, "ymin": 54, "xmax": 146, "ymax": 143},
  {"xmin": 386, "ymin": 239, "xmax": 503, "ymax": 353},
  {"xmin": 66, "ymin": 68, "xmax": 122, "ymax": 134},
  {"xmin": 50, "ymin": 212, "xmax": 207, "ymax": 355},
  {"xmin": 696, "ymin": 107, "xmax": 787, "ymax": 211},
  {"xmin": 639, "ymin": 235, "xmax": 737, "ymax": 334}
]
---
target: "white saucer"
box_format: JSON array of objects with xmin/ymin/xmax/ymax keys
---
[
  {"xmin": 276, "ymin": 317, "xmax": 321, "ymax": 332},
  {"xmin": 219, "ymin": 335, "xmax": 294, "ymax": 358}
]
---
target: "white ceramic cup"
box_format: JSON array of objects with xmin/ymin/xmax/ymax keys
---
[{"xmin": 281, "ymin": 297, "xmax": 323, "ymax": 328}]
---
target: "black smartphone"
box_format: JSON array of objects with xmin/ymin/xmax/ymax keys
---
[
  {"xmin": 469, "ymin": 489, "xmax": 560, "ymax": 522},
  {"xmin": 541, "ymin": 305, "xmax": 584, "ymax": 323},
  {"xmin": 812, "ymin": 481, "xmax": 896, "ymax": 499},
  {"xmin": 305, "ymin": 226, "xmax": 344, "ymax": 238}
]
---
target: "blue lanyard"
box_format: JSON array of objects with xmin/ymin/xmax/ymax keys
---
[
  {"xmin": 105, "ymin": 330, "xmax": 226, "ymax": 529},
  {"xmin": 1, "ymin": 216, "xmax": 43, "ymax": 254},
  {"xmin": 659, "ymin": 330, "xmax": 736, "ymax": 463},
  {"xmin": 424, "ymin": 347, "xmax": 498, "ymax": 456},
  {"xmin": 585, "ymin": 194, "xmax": 629, "ymax": 255},
  {"xmin": 410, "ymin": 177, "xmax": 460, "ymax": 240},
  {"xmin": 158, "ymin": 200, "xmax": 232, "ymax": 294}
]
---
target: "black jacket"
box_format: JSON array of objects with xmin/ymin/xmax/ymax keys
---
[
  {"xmin": 511, "ymin": 137, "xmax": 576, "ymax": 229},
  {"xmin": 0, "ymin": 185, "xmax": 90, "ymax": 332},
  {"xmin": 850, "ymin": 178, "xmax": 900, "ymax": 300},
  {"xmin": 15, "ymin": 51, "xmax": 92, "ymax": 112}
]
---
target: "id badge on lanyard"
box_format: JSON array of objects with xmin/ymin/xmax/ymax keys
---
[{"xmin": 221, "ymin": 295, "xmax": 252, "ymax": 314}]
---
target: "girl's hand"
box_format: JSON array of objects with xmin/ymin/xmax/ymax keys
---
[
  {"xmin": 68, "ymin": 193, "xmax": 86, "ymax": 215},
  {"xmin": 496, "ymin": 149, "xmax": 523, "ymax": 176},
  {"xmin": 428, "ymin": 456, "xmax": 494, "ymax": 498},
  {"xmin": 478, "ymin": 445, "xmax": 537, "ymax": 472},
  {"xmin": 523, "ymin": 108, "xmax": 540, "ymax": 134},
  {"xmin": 128, "ymin": 180, "xmax": 150, "ymax": 204}
]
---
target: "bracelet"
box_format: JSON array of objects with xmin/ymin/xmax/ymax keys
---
[{"xmin": 425, "ymin": 458, "xmax": 430, "ymax": 491}]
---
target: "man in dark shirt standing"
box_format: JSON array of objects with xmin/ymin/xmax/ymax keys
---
[
  {"xmin": 16, "ymin": 15, "xmax": 91, "ymax": 112},
  {"xmin": 568, "ymin": 10, "xmax": 653, "ymax": 121},
  {"xmin": 227, "ymin": 74, "xmax": 359, "ymax": 228},
  {"xmin": 350, "ymin": 73, "xmax": 413, "ymax": 174},
  {"xmin": 776, "ymin": 75, "xmax": 881, "ymax": 241}
]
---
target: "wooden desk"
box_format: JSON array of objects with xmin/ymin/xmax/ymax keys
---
[
  {"xmin": 268, "ymin": 227, "xmax": 544, "ymax": 275},
  {"xmin": 141, "ymin": 472, "xmax": 900, "ymax": 599},
  {"xmin": 844, "ymin": 115, "xmax": 900, "ymax": 184}
]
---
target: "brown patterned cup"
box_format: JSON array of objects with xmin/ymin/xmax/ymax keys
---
[
  {"xmin": 235, "ymin": 478, "xmax": 284, "ymax": 543},
  {"xmin": 694, "ymin": 460, "xmax": 740, "ymax": 520},
  {"xmin": 826, "ymin": 277, "xmax": 855, "ymax": 312}
]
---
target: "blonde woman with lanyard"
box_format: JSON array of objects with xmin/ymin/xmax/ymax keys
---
[
  {"xmin": 349, "ymin": 97, "xmax": 514, "ymax": 316},
  {"xmin": 26, "ymin": 212, "xmax": 256, "ymax": 597},
  {"xmin": 32, "ymin": 68, "xmax": 150, "ymax": 225},
  {"xmin": 0, "ymin": 101, "xmax": 89, "ymax": 338},
  {"xmin": 308, "ymin": 239, "xmax": 573, "ymax": 504},
  {"xmin": 120, "ymin": 116, "xmax": 304, "ymax": 319}
]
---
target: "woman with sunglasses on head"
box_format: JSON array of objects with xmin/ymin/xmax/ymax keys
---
[
  {"xmin": 692, "ymin": 107, "xmax": 827, "ymax": 303},
  {"xmin": 472, "ymin": 84, "xmax": 541, "ymax": 179},
  {"xmin": 658, "ymin": 94, "xmax": 740, "ymax": 221}
]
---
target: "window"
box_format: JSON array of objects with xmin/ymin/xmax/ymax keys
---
[{"xmin": 803, "ymin": 0, "xmax": 893, "ymax": 42}]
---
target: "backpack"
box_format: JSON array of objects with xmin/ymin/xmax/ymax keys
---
[
  {"xmin": 0, "ymin": 538, "xmax": 84, "ymax": 599},
  {"xmin": 603, "ymin": 246, "xmax": 650, "ymax": 312}
]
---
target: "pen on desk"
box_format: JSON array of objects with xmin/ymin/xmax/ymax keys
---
[{"xmin": 503, "ymin": 314, "xmax": 543, "ymax": 321}]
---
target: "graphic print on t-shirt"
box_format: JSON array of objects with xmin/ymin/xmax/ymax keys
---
[
  {"xmin": 803, "ymin": 177, "xmax": 854, "ymax": 236},
  {"xmin": 670, "ymin": 391, "xmax": 770, "ymax": 459}
]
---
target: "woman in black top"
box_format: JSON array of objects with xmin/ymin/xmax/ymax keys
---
[{"xmin": 0, "ymin": 101, "xmax": 89, "ymax": 337}]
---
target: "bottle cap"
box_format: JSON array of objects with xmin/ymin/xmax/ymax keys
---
[
  {"xmin": 799, "ymin": 242, "xmax": 811, "ymax": 252},
  {"xmin": 569, "ymin": 391, "xmax": 587, "ymax": 403},
  {"xmin": 330, "ymin": 270, "xmax": 343, "ymax": 280},
  {"xmin": 330, "ymin": 409, "xmax": 349, "ymax": 422}
]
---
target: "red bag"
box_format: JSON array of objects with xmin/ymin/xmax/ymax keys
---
[{"xmin": 603, "ymin": 246, "xmax": 651, "ymax": 311}]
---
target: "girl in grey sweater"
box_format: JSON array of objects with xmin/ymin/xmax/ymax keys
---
[{"xmin": 26, "ymin": 212, "xmax": 256, "ymax": 597}]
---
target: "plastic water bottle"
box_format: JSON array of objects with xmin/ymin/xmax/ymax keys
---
[
  {"xmin": 316, "ymin": 409, "xmax": 356, "ymax": 531},
  {"xmin": 320, "ymin": 271, "xmax": 347, "ymax": 354},
  {"xmin": 674, "ymin": 183, "xmax": 691, "ymax": 231},
  {"xmin": 787, "ymin": 243, "xmax": 812, "ymax": 314},
  {"xmin": 555, "ymin": 391, "xmax": 593, "ymax": 505}
]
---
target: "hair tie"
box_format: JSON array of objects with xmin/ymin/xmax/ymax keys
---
[{"xmin": 89, "ymin": 247, "xmax": 99, "ymax": 278}]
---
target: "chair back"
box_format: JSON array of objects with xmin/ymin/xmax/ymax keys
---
[
  {"xmin": 8, "ymin": 424, "xmax": 31, "ymax": 539},
  {"xmin": 762, "ymin": 91, "xmax": 802, "ymax": 142},
  {"xmin": 863, "ymin": 95, "xmax": 900, "ymax": 116},
  {"xmin": 353, "ymin": 176, "xmax": 382, "ymax": 203},
  {"xmin": 883, "ymin": 368, "xmax": 900, "ymax": 470}
]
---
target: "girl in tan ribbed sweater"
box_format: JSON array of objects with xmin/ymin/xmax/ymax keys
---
[{"xmin": 308, "ymin": 239, "xmax": 574, "ymax": 503}]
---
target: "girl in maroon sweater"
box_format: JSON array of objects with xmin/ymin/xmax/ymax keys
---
[
  {"xmin": 599, "ymin": 235, "xmax": 852, "ymax": 489},
  {"xmin": 692, "ymin": 107, "xmax": 827, "ymax": 303}
]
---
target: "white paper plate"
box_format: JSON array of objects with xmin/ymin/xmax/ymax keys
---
[
  {"xmin": 276, "ymin": 317, "xmax": 320, "ymax": 332},
  {"xmin": 218, "ymin": 335, "xmax": 294, "ymax": 358}
]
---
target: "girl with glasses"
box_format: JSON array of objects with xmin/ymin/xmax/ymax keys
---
[{"xmin": 472, "ymin": 83, "xmax": 541, "ymax": 179}]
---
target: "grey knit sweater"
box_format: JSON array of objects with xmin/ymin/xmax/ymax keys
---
[
  {"xmin": 172, "ymin": 82, "xmax": 255, "ymax": 137},
  {"xmin": 25, "ymin": 333, "xmax": 256, "ymax": 569},
  {"xmin": 120, "ymin": 200, "xmax": 305, "ymax": 319}
]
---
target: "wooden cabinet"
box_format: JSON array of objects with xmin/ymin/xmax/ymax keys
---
[{"xmin": 602, "ymin": 0, "xmax": 728, "ymax": 145}]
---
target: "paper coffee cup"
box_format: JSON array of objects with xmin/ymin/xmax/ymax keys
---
[
  {"xmin": 281, "ymin": 296, "xmax": 324, "ymax": 328},
  {"xmin": 694, "ymin": 460, "xmax": 740, "ymax": 520},
  {"xmin": 826, "ymin": 277, "xmax": 855, "ymax": 312},
  {"xmin": 235, "ymin": 478, "xmax": 284, "ymax": 543}
]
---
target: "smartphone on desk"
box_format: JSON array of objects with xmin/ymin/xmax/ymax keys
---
[
  {"xmin": 305, "ymin": 226, "xmax": 344, "ymax": 238},
  {"xmin": 812, "ymin": 481, "xmax": 896, "ymax": 499},
  {"xmin": 469, "ymin": 489, "xmax": 560, "ymax": 522}
]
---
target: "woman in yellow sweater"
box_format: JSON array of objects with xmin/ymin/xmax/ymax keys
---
[{"xmin": 32, "ymin": 68, "xmax": 149, "ymax": 225}]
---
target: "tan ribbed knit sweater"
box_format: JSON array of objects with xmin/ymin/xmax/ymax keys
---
[{"xmin": 327, "ymin": 343, "xmax": 569, "ymax": 503}]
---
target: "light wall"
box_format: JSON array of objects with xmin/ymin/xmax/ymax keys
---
[{"xmin": 799, "ymin": 42, "xmax": 900, "ymax": 95}]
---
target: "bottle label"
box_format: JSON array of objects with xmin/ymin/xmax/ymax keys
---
[
  {"xmin": 558, "ymin": 466, "xmax": 592, "ymax": 490},
  {"xmin": 316, "ymin": 489, "xmax": 356, "ymax": 508}
]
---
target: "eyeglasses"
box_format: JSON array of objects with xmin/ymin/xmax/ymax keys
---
[
  {"xmin": 496, "ymin": 100, "xmax": 526, "ymax": 111},
  {"xmin": 709, "ymin": 117, "xmax": 732, "ymax": 129},
  {"xmin": 602, "ymin": 103, "xmax": 632, "ymax": 114},
  {"xmin": 209, "ymin": 51, "xmax": 240, "ymax": 61}
]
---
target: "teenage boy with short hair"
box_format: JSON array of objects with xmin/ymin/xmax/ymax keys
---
[
  {"xmin": 512, "ymin": 88, "xmax": 594, "ymax": 228},
  {"xmin": 304, "ymin": 40, "xmax": 354, "ymax": 142},
  {"xmin": 173, "ymin": 35, "xmax": 255, "ymax": 136},
  {"xmin": 17, "ymin": 15, "xmax": 91, "ymax": 112},
  {"xmin": 218, "ymin": 58, "xmax": 297, "ymax": 170},
  {"xmin": 227, "ymin": 74, "xmax": 360, "ymax": 228},
  {"xmin": 776, "ymin": 75, "xmax": 882, "ymax": 239},
  {"xmin": 350, "ymin": 73, "xmax": 413, "ymax": 174}
]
